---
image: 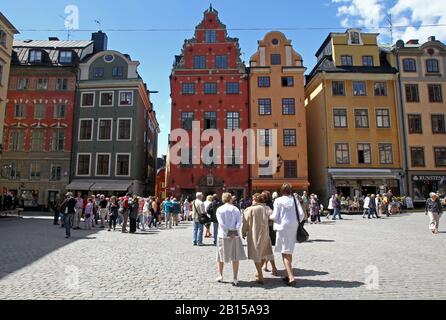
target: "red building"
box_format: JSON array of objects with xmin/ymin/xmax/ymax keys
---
[
  {"xmin": 0, "ymin": 39, "xmax": 94, "ymax": 209},
  {"xmin": 169, "ymin": 6, "xmax": 249, "ymax": 200},
  {"xmin": 155, "ymin": 167, "xmax": 167, "ymax": 200}
]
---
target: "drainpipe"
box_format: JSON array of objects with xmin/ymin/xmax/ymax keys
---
[{"xmin": 395, "ymin": 50, "xmax": 409, "ymax": 196}]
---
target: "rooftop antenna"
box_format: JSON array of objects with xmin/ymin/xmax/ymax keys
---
[
  {"xmin": 58, "ymin": 15, "xmax": 71, "ymax": 40},
  {"xmin": 94, "ymin": 19, "xmax": 102, "ymax": 31}
]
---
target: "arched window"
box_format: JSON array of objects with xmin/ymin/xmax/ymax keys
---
[
  {"xmin": 426, "ymin": 59, "xmax": 439, "ymax": 73},
  {"xmin": 402, "ymin": 58, "xmax": 417, "ymax": 72}
]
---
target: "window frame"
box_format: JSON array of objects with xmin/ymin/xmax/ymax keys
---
[
  {"xmin": 49, "ymin": 164, "xmax": 62, "ymax": 181},
  {"xmin": 335, "ymin": 143, "xmax": 350, "ymax": 165},
  {"xmin": 283, "ymin": 129, "xmax": 297, "ymax": 147},
  {"xmin": 76, "ymin": 153, "xmax": 92, "ymax": 176},
  {"xmin": 434, "ymin": 147, "xmax": 446, "ymax": 167},
  {"xmin": 410, "ymin": 147, "xmax": 425, "ymax": 167},
  {"xmin": 181, "ymin": 112, "xmax": 194, "ymax": 130},
  {"xmin": 353, "ymin": 81, "xmax": 367, "ymax": 96},
  {"xmin": 182, "ymin": 83, "xmax": 196, "ymax": 95},
  {"xmin": 14, "ymin": 103, "xmax": 26, "ymax": 119},
  {"xmin": 354, "ymin": 108, "xmax": 369, "ymax": 128},
  {"xmin": 332, "ymin": 81, "xmax": 346, "ymax": 96},
  {"xmin": 362, "ymin": 56, "xmax": 374, "ymax": 67},
  {"xmin": 258, "ymin": 76, "xmax": 270, "ymax": 88},
  {"xmin": 258, "ymin": 98, "xmax": 272, "ymax": 116},
  {"xmin": 53, "ymin": 103, "xmax": 66, "ymax": 119},
  {"xmin": 81, "ymin": 92, "xmax": 95, "ymax": 108},
  {"xmin": 118, "ymin": 90, "xmax": 133, "ymax": 106},
  {"xmin": 203, "ymin": 111, "xmax": 217, "ymax": 130},
  {"xmin": 408, "ymin": 114, "xmax": 423, "ymax": 134},
  {"xmin": 281, "ymin": 76, "xmax": 294, "ymax": 87},
  {"xmin": 50, "ymin": 129, "xmax": 65, "ymax": 152},
  {"xmin": 376, "ymin": 108, "xmax": 391, "ymax": 128},
  {"xmin": 226, "ymin": 112, "xmax": 240, "ymax": 130},
  {"xmin": 402, "ymin": 58, "xmax": 417, "ymax": 72},
  {"xmin": 97, "ymin": 118, "xmax": 113, "ymax": 141},
  {"xmin": 30, "ymin": 129, "xmax": 45, "ymax": 152},
  {"xmin": 34, "ymin": 103, "xmax": 46, "ymax": 119},
  {"xmin": 428, "ymin": 84, "xmax": 443, "ymax": 103},
  {"xmin": 115, "ymin": 153, "xmax": 132, "ymax": 177},
  {"xmin": 426, "ymin": 59, "xmax": 440, "ymax": 73},
  {"xmin": 282, "ymin": 98, "xmax": 296, "ymax": 115},
  {"xmin": 284, "ymin": 160, "xmax": 297, "ymax": 178},
  {"xmin": 357, "ymin": 143, "xmax": 372, "ymax": 164},
  {"xmin": 29, "ymin": 50, "xmax": 43, "ymax": 63},
  {"xmin": 405, "ymin": 84, "xmax": 420, "ymax": 102},
  {"xmin": 116, "ymin": 118, "xmax": 133, "ymax": 141},
  {"xmin": 95, "ymin": 153, "xmax": 111, "ymax": 177},
  {"xmin": 205, "ymin": 30, "xmax": 217, "ymax": 43},
  {"xmin": 270, "ymin": 54, "xmax": 281, "ymax": 65},
  {"xmin": 374, "ymin": 82, "xmax": 387, "ymax": 96},
  {"xmin": 112, "ymin": 66, "xmax": 124, "ymax": 78},
  {"xmin": 99, "ymin": 91, "xmax": 114, "ymax": 107},
  {"xmin": 215, "ymin": 55, "xmax": 228, "ymax": 69},
  {"xmin": 333, "ymin": 108, "xmax": 348, "ymax": 128},
  {"xmin": 431, "ymin": 114, "xmax": 446, "ymax": 134},
  {"xmin": 93, "ymin": 67, "xmax": 104, "ymax": 78},
  {"xmin": 340, "ymin": 55, "xmax": 353, "ymax": 66},
  {"xmin": 59, "ymin": 51, "xmax": 73, "ymax": 64},
  {"xmin": 259, "ymin": 129, "xmax": 271, "ymax": 147},
  {"xmin": 226, "ymin": 82, "xmax": 239, "ymax": 95},
  {"xmin": 193, "ymin": 55, "xmax": 206, "ymax": 69},
  {"xmin": 378, "ymin": 143, "xmax": 394, "ymax": 165},
  {"xmin": 78, "ymin": 118, "xmax": 94, "ymax": 141},
  {"xmin": 36, "ymin": 78, "xmax": 48, "ymax": 90},
  {"xmin": 56, "ymin": 78, "xmax": 68, "ymax": 91},
  {"xmin": 204, "ymin": 82, "xmax": 217, "ymax": 95},
  {"xmin": 29, "ymin": 162, "xmax": 41, "ymax": 181},
  {"xmin": 17, "ymin": 78, "xmax": 29, "ymax": 90}
]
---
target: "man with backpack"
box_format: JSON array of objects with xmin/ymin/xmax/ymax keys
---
[{"xmin": 192, "ymin": 192, "xmax": 206, "ymax": 246}]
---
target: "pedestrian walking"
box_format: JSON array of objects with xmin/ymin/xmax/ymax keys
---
[
  {"xmin": 368, "ymin": 194, "xmax": 379, "ymax": 219},
  {"xmin": 207, "ymin": 194, "xmax": 222, "ymax": 246},
  {"xmin": 270, "ymin": 184, "xmax": 305, "ymax": 286},
  {"xmin": 129, "ymin": 196, "xmax": 139, "ymax": 234},
  {"xmin": 204, "ymin": 195, "xmax": 213, "ymax": 238},
  {"xmin": 261, "ymin": 191, "xmax": 278, "ymax": 276},
  {"xmin": 172, "ymin": 198, "xmax": 181, "ymax": 227},
  {"xmin": 215, "ymin": 192, "xmax": 247, "ymax": 286},
  {"xmin": 84, "ymin": 198, "xmax": 94, "ymax": 230},
  {"xmin": 327, "ymin": 195, "xmax": 335, "ymax": 219},
  {"xmin": 242, "ymin": 193, "xmax": 274, "ymax": 285},
  {"xmin": 163, "ymin": 197, "xmax": 174, "ymax": 229},
  {"xmin": 121, "ymin": 194, "xmax": 130, "ymax": 233},
  {"xmin": 363, "ymin": 194, "xmax": 371, "ymax": 219},
  {"xmin": 192, "ymin": 192, "xmax": 206, "ymax": 246},
  {"xmin": 60, "ymin": 192, "xmax": 77, "ymax": 239},
  {"xmin": 108, "ymin": 196, "xmax": 119, "ymax": 231},
  {"xmin": 425, "ymin": 192, "xmax": 443, "ymax": 234},
  {"xmin": 99, "ymin": 195, "xmax": 108, "ymax": 229},
  {"xmin": 309, "ymin": 194, "xmax": 319, "ymax": 224},
  {"xmin": 183, "ymin": 198, "xmax": 191, "ymax": 222},
  {"xmin": 51, "ymin": 195, "xmax": 62, "ymax": 226},
  {"xmin": 73, "ymin": 192, "xmax": 84, "ymax": 230},
  {"xmin": 332, "ymin": 194, "xmax": 343, "ymax": 220}
]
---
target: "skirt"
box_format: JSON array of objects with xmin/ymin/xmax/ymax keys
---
[
  {"xmin": 275, "ymin": 227, "xmax": 297, "ymax": 254},
  {"xmin": 216, "ymin": 237, "xmax": 247, "ymax": 263}
]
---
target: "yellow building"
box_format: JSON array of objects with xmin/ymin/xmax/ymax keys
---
[
  {"xmin": 305, "ymin": 29, "xmax": 403, "ymax": 203},
  {"xmin": 390, "ymin": 37, "xmax": 446, "ymax": 203},
  {"xmin": 0, "ymin": 12, "xmax": 19, "ymax": 155},
  {"xmin": 249, "ymin": 31, "xmax": 309, "ymax": 192}
]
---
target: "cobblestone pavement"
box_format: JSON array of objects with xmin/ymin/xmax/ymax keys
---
[{"xmin": 0, "ymin": 211, "xmax": 445, "ymax": 300}]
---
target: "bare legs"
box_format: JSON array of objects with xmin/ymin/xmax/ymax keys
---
[
  {"xmin": 217, "ymin": 261, "xmax": 240, "ymax": 286},
  {"xmin": 263, "ymin": 260, "xmax": 278, "ymax": 275},
  {"xmin": 282, "ymin": 253, "xmax": 295, "ymax": 283},
  {"xmin": 254, "ymin": 260, "xmax": 265, "ymax": 284}
]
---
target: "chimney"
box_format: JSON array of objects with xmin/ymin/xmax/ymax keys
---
[
  {"xmin": 428, "ymin": 36, "xmax": 436, "ymax": 42},
  {"xmin": 91, "ymin": 31, "xmax": 108, "ymax": 53},
  {"xmin": 406, "ymin": 39, "xmax": 419, "ymax": 45},
  {"xmin": 48, "ymin": 37, "xmax": 59, "ymax": 41}
]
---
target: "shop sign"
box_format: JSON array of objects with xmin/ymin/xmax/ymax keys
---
[{"xmin": 412, "ymin": 175, "xmax": 446, "ymax": 182}]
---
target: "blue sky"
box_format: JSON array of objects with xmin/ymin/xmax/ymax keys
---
[{"xmin": 2, "ymin": 0, "xmax": 445, "ymax": 157}]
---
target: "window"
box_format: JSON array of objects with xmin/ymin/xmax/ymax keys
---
[
  {"xmin": 0, "ymin": 30, "xmax": 6, "ymax": 47},
  {"xmin": 431, "ymin": 115, "xmax": 446, "ymax": 134},
  {"xmin": 403, "ymin": 59, "xmax": 417, "ymax": 72},
  {"xmin": 376, "ymin": 109, "xmax": 390, "ymax": 128},
  {"xmin": 79, "ymin": 119, "xmax": 93, "ymax": 140},
  {"xmin": 258, "ymin": 99, "xmax": 271, "ymax": 115},
  {"xmin": 353, "ymin": 81, "xmax": 367, "ymax": 96},
  {"xmin": 119, "ymin": 91, "xmax": 133, "ymax": 106},
  {"xmin": 332, "ymin": 81, "xmax": 345, "ymax": 96},
  {"xmin": 182, "ymin": 83, "xmax": 195, "ymax": 95},
  {"xmin": 355, "ymin": 109, "xmax": 369, "ymax": 128},
  {"xmin": 333, "ymin": 109, "xmax": 348, "ymax": 128},
  {"xmin": 96, "ymin": 154, "xmax": 110, "ymax": 176},
  {"xmin": 411, "ymin": 147, "xmax": 425, "ymax": 167},
  {"xmin": 282, "ymin": 77, "xmax": 294, "ymax": 87},
  {"xmin": 98, "ymin": 119, "xmax": 112, "ymax": 140},
  {"xmin": 362, "ymin": 56, "xmax": 374, "ymax": 66},
  {"xmin": 31, "ymin": 130, "xmax": 44, "ymax": 152},
  {"xmin": 225, "ymin": 148, "xmax": 241, "ymax": 167},
  {"xmin": 29, "ymin": 162, "xmax": 41, "ymax": 180},
  {"xmin": 9, "ymin": 130, "xmax": 25, "ymax": 151},
  {"xmin": 350, "ymin": 31, "xmax": 360, "ymax": 44},
  {"xmin": 259, "ymin": 129, "xmax": 271, "ymax": 146},
  {"xmin": 180, "ymin": 148, "xmax": 193, "ymax": 167},
  {"xmin": 110, "ymin": 66, "xmax": 123, "ymax": 78},
  {"xmin": 341, "ymin": 55, "xmax": 353, "ymax": 66},
  {"xmin": 374, "ymin": 82, "xmax": 387, "ymax": 96},
  {"xmin": 93, "ymin": 67, "xmax": 104, "ymax": 78},
  {"xmin": 434, "ymin": 147, "xmax": 446, "ymax": 167},
  {"xmin": 282, "ymin": 98, "xmax": 295, "ymax": 115},
  {"xmin": 215, "ymin": 55, "xmax": 228, "ymax": 69},
  {"xmin": 205, "ymin": 30, "xmax": 216, "ymax": 43},
  {"xmin": 181, "ymin": 112, "xmax": 194, "ymax": 130},
  {"xmin": 405, "ymin": 84, "xmax": 420, "ymax": 102},
  {"xmin": 226, "ymin": 112, "xmax": 240, "ymax": 130},
  {"xmin": 428, "ymin": 84, "xmax": 443, "ymax": 102},
  {"xmin": 100, "ymin": 92, "xmax": 114, "ymax": 106},
  {"xmin": 116, "ymin": 154, "xmax": 131, "ymax": 176},
  {"xmin": 283, "ymin": 129, "xmax": 296, "ymax": 146},
  {"xmin": 271, "ymin": 54, "xmax": 281, "ymax": 65},
  {"xmin": 17, "ymin": 78, "xmax": 29, "ymax": 90},
  {"xmin": 357, "ymin": 144, "xmax": 371, "ymax": 164},
  {"xmin": 34, "ymin": 104, "xmax": 46, "ymax": 119},
  {"xmin": 426, "ymin": 59, "xmax": 439, "ymax": 73},
  {"xmin": 258, "ymin": 76, "xmax": 270, "ymax": 87},
  {"xmin": 14, "ymin": 104, "xmax": 26, "ymax": 118},
  {"xmin": 59, "ymin": 51, "xmax": 72, "ymax": 63},
  {"xmin": 335, "ymin": 143, "xmax": 350, "ymax": 164},
  {"xmin": 204, "ymin": 82, "xmax": 217, "ymax": 94},
  {"xmin": 258, "ymin": 160, "xmax": 272, "ymax": 178},
  {"xmin": 226, "ymin": 82, "xmax": 239, "ymax": 94},
  {"xmin": 408, "ymin": 114, "xmax": 422, "ymax": 134},
  {"xmin": 81, "ymin": 92, "xmax": 95, "ymax": 107},
  {"xmin": 50, "ymin": 165, "xmax": 62, "ymax": 181},
  {"xmin": 117, "ymin": 119, "xmax": 132, "ymax": 140},
  {"xmin": 378, "ymin": 144, "xmax": 393, "ymax": 164},
  {"xmin": 194, "ymin": 56, "xmax": 206, "ymax": 69},
  {"xmin": 204, "ymin": 112, "xmax": 217, "ymax": 129},
  {"xmin": 29, "ymin": 50, "xmax": 42, "ymax": 63},
  {"xmin": 51, "ymin": 129, "xmax": 65, "ymax": 151},
  {"xmin": 37, "ymin": 78, "xmax": 48, "ymax": 90},
  {"xmin": 284, "ymin": 160, "xmax": 297, "ymax": 178},
  {"xmin": 56, "ymin": 78, "xmax": 68, "ymax": 91},
  {"xmin": 53, "ymin": 104, "xmax": 66, "ymax": 119},
  {"xmin": 8, "ymin": 163, "xmax": 21, "ymax": 180},
  {"xmin": 77, "ymin": 154, "xmax": 91, "ymax": 176}
]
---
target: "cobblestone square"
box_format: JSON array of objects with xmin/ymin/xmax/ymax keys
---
[{"xmin": 0, "ymin": 212, "xmax": 445, "ymax": 300}]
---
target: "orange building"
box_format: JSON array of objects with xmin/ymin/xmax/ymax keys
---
[{"xmin": 249, "ymin": 32, "xmax": 309, "ymax": 192}]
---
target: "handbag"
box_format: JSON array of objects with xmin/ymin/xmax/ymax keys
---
[
  {"xmin": 194, "ymin": 201, "xmax": 210, "ymax": 224},
  {"xmin": 293, "ymin": 196, "xmax": 309, "ymax": 243}
]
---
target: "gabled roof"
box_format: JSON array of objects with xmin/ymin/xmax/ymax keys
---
[{"xmin": 0, "ymin": 12, "xmax": 19, "ymax": 34}]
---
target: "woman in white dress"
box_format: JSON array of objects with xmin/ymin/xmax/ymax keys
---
[
  {"xmin": 270, "ymin": 184, "xmax": 305, "ymax": 286},
  {"xmin": 216, "ymin": 192, "xmax": 247, "ymax": 286}
]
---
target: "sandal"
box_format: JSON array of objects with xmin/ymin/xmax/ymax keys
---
[{"xmin": 271, "ymin": 270, "xmax": 279, "ymax": 276}]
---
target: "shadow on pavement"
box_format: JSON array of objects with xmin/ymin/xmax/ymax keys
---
[{"xmin": 305, "ymin": 239, "xmax": 335, "ymax": 243}]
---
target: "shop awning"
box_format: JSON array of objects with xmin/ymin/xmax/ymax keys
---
[
  {"xmin": 328, "ymin": 169, "xmax": 401, "ymax": 180},
  {"xmin": 65, "ymin": 180, "xmax": 94, "ymax": 191},
  {"xmin": 90, "ymin": 180, "xmax": 133, "ymax": 192},
  {"xmin": 251, "ymin": 179, "xmax": 310, "ymax": 189}
]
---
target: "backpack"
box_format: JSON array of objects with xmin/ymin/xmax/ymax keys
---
[{"xmin": 123, "ymin": 197, "xmax": 129, "ymax": 209}]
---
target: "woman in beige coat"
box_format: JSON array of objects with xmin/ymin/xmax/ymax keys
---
[{"xmin": 242, "ymin": 193, "xmax": 274, "ymax": 284}]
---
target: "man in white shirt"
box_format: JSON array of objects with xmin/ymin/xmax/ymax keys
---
[
  {"xmin": 192, "ymin": 192, "xmax": 206, "ymax": 246},
  {"xmin": 363, "ymin": 194, "xmax": 371, "ymax": 219}
]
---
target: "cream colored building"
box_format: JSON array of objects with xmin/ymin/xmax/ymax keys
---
[{"xmin": 0, "ymin": 12, "xmax": 19, "ymax": 155}]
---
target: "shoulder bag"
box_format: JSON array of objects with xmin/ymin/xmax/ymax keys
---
[
  {"xmin": 194, "ymin": 201, "xmax": 210, "ymax": 225},
  {"xmin": 293, "ymin": 196, "xmax": 309, "ymax": 243}
]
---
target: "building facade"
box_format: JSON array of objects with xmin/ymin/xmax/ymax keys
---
[
  {"xmin": 0, "ymin": 38, "xmax": 93, "ymax": 210},
  {"xmin": 0, "ymin": 12, "xmax": 19, "ymax": 155},
  {"xmin": 68, "ymin": 44, "xmax": 159, "ymax": 196},
  {"xmin": 305, "ymin": 29, "xmax": 403, "ymax": 203},
  {"xmin": 249, "ymin": 31, "xmax": 309, "ymax": 192},
  {"xmin": 391, "ymin": 37, "xmax": 446, "ymax": 203},
  {"xmin": 169, "ymin": 6, "xmax": 249, "ymax": 200}
]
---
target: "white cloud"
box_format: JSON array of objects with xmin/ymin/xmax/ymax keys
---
[{"xmin": 332, "ymin": 0, "xmax": 446, "ymax": 43}]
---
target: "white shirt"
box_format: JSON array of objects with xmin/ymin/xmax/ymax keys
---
[
  {"xmin": 363, "ymin": 197, "xmax": 370, "ymax": 209},
  {"xmin": 183, "ymin": 201, "xmax": 190, "ymax": 213},
  {"xmin": 216, "ymin": 203, "xmax": 242, "ymax": 238},
  {"xmin": 270, "ymin": 195, "xmax": 304, "ymax": 231}
]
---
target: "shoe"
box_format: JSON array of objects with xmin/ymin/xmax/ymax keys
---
[
  {"xmin": 65, "ymin": 236, "xmax": 70, "ymax": 239},
  {"xmin": 287, "ymin": 280, "xmax": 296, "ymax": 286},
  {"xmin": 216, "ymin": 276, "xmax": 223, "ymax": 283},
  {"xmin": 271, "ymin": 270, "xmax": 279, "ymax": 276},
  {"xmin": 232, "ymin": 281, "xmax": 238, "ymax": 287},
  {"xmin": 198, "ymin": 243, "xmax": 204, "ymax": 247},
  {"xmin": 108, "ymin": 229, "xmax": 111, "ymax": 231},
  {"xmin": 282, "ymin": 277, "xmax": 290, "ymax": 282},
  {"xmin": 193, "ymin": 243, "xmax": 197, "ymax": 246}
]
